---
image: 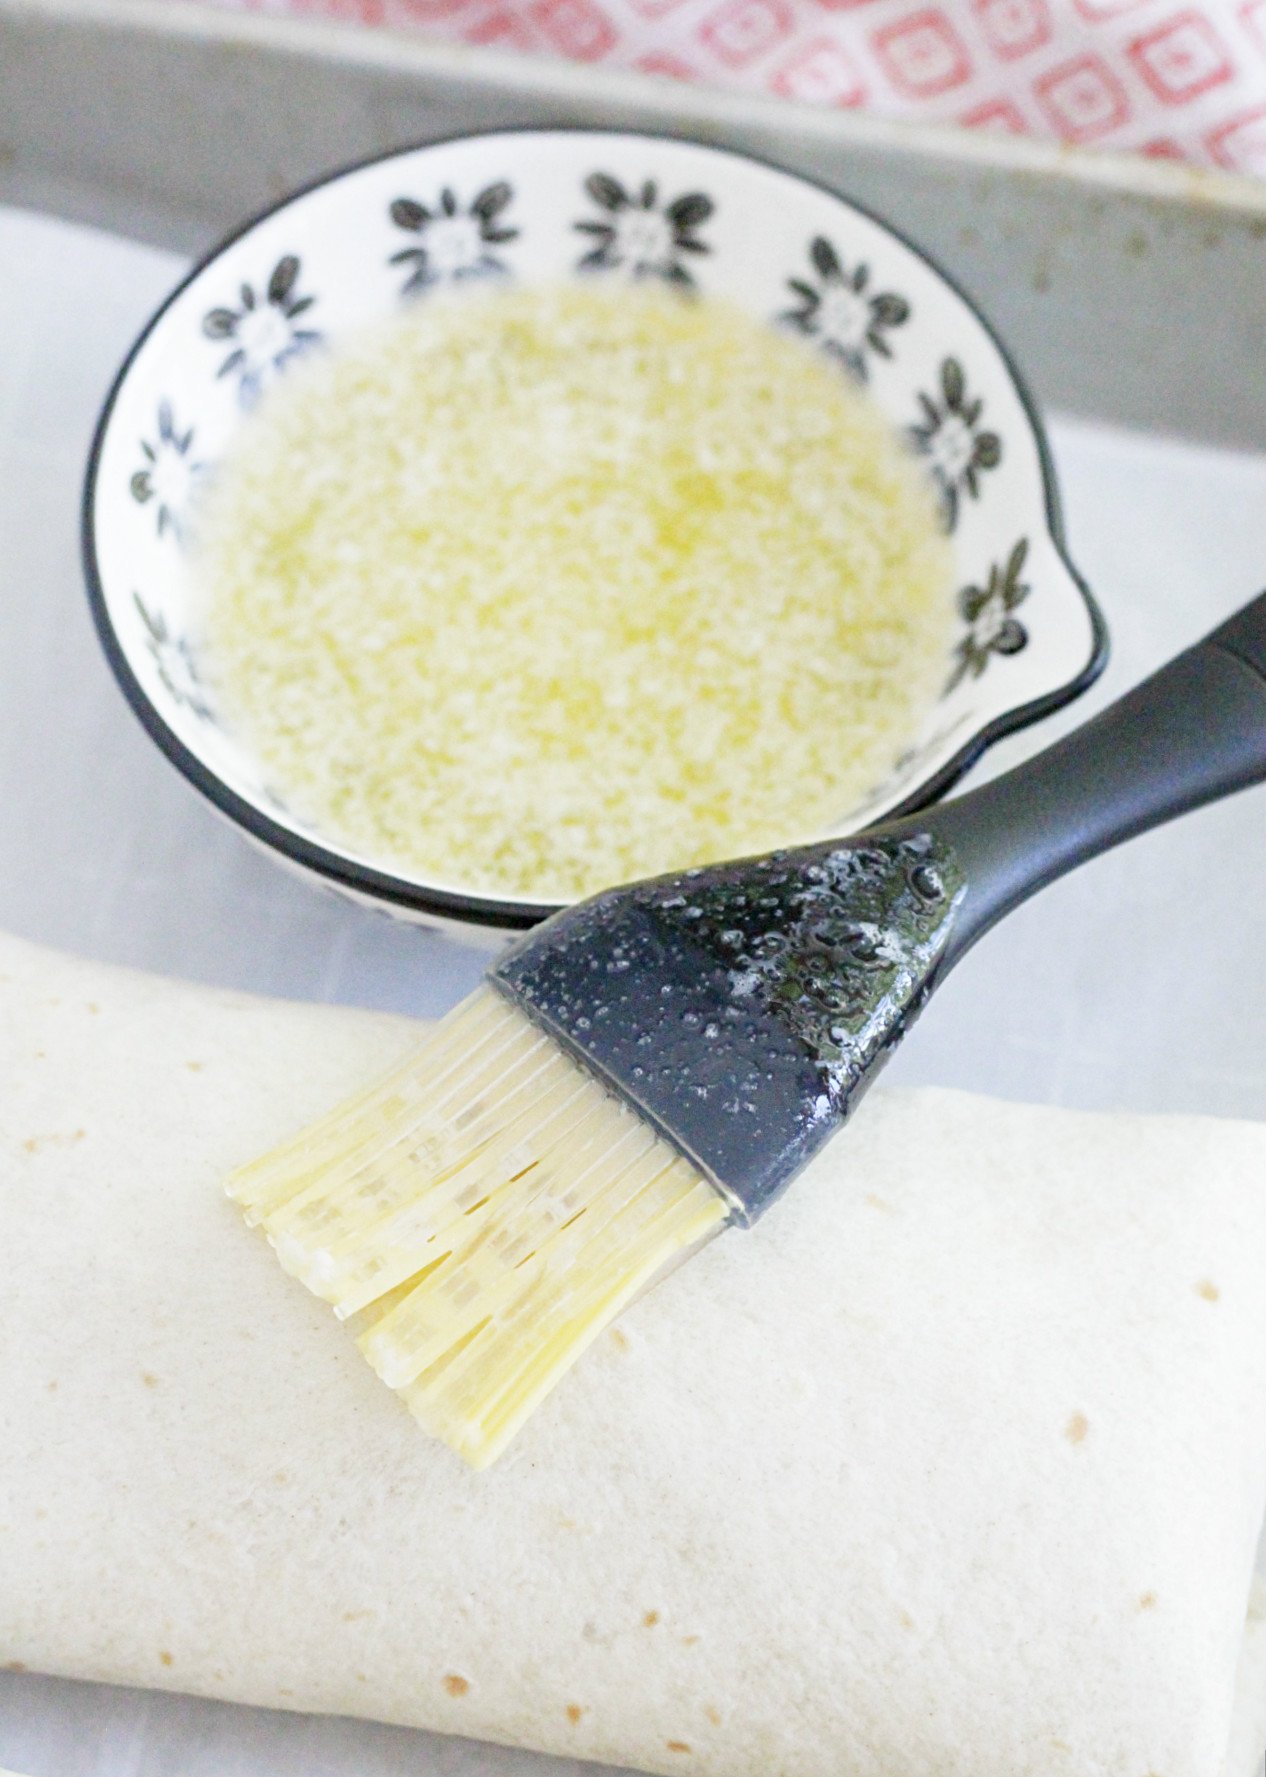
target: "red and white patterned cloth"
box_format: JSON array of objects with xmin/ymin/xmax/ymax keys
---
[{"xmin": 209, "ymin": 0, "xmax": 1266, "ymax": 174}]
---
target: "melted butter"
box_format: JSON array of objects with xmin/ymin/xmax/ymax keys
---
[{"xmin": 193, "ymin": 283, "xmax": 953, "ymax": 902}]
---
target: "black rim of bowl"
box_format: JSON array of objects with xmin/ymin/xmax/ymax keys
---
[{"xmin": 82, "ymin": 124, "xmax": 1110, "ymax": 933}]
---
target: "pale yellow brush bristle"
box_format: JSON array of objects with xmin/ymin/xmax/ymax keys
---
[{"xmin": 226, "ymin": 986, "xmax": 728, "ymax": 1468}]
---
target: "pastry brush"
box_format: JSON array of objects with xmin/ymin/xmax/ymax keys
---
[{"xmin": 228, "ymin": 589, "xmax": 1266, "ymax": 1468}]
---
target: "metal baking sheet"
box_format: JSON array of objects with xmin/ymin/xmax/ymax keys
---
[
  {"xmin": 0, "ymin": 6, "xmax": 1264, "ymax": 1769},
  {"xmin": 3, "ymin": 0, "xmax": 1266, "ymax": 454}
]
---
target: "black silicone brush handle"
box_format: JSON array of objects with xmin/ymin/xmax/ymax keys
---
[
  {"xmin": 501, "ymin": 590, "xmax": 1266, "ymax": 1225},
  {"xmin": 915, "ymin": 590, "xmax": 1266, "ymax": 971}
]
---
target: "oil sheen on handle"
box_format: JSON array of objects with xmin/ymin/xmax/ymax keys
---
[
  {"xmin": 494, "ymin": 830, "xmax": 967, "ymax": 1222},
  {"xmin": 192, "ymin": 284, "xmax": 953, "ymax": 903}
]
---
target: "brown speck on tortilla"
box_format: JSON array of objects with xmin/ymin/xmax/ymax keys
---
[{"xmin": 22, "ymin": 1128, "xmax": 85, "ymax": 1155}]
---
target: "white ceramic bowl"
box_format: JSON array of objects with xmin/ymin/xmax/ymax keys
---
[{"xmin": 83, "ymin": 127, "xmax": 1106, "ymax": 934}]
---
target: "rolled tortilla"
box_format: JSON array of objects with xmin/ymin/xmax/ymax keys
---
[{"xmin": 0, "ymin": 927, "xmax": 1264, "ymax": 1777}]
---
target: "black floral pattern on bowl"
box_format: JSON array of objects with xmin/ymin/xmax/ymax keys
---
[
  {"xmin": 133, "ymin": 592, "xmax": 216, "ymax": 723},
  {"xmin": 574, "ymin": 174, "xmax": 712, "ymax": 287},
  {"xmin": 389, "ymin": 184, "xmax": 519, "ymax": 294},
  {"xmin": 781, "ymin": 237, "xmax": 909, "ymax": 380},
  {"xmin": 203, "ymin": 256, "xmax": 320, "ymax": 406},
  {"xmin": 910, "ymin": 358, "xmax": 1002, "ymax": 531},
  {"xmin": 130, "ymin": 401, "xmax": 204, "ymax": 542},
  {"xmin": 947, "ymin": 538, "xmax": 1031, "ymax": 692}
]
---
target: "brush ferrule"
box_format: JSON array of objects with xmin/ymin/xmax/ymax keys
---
[{"xmin": 490, "ymin": 833, "xmax": 965, "ymax": 1225}]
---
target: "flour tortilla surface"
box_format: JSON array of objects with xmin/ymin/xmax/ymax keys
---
[{"xmin": 0, "ymin": 928, "xmax": 1263, "ymax": 1777}]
